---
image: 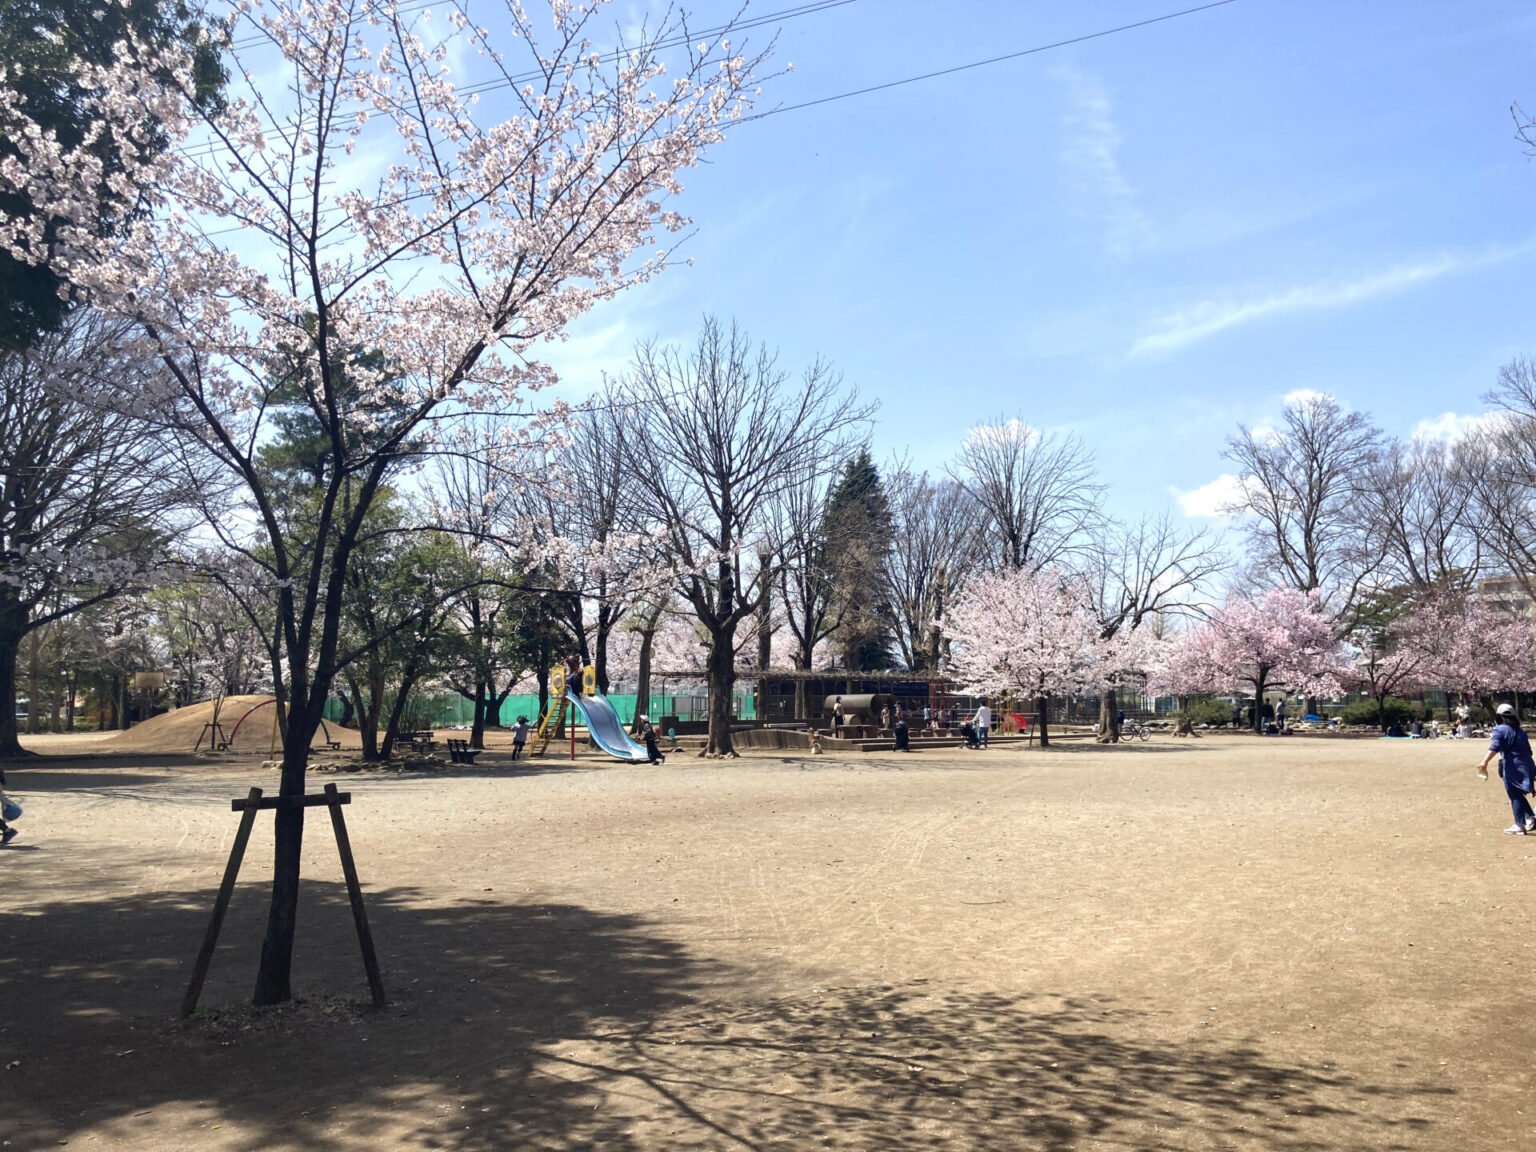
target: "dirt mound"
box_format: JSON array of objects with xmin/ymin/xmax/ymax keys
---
[{"xmin": 107, "ymin": 696, "xmax": 361, "ymax": 754}]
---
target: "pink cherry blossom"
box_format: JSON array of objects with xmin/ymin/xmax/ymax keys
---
[
  {"xmin": 1150, "ymin": 588, "xmax": 1351, "ymax": 714},
  {"xmin": 941, "ymin": 566, "xmax": 1155, "ymax": 702}
]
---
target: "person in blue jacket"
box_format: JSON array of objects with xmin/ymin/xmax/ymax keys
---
[{"xmin": 1477, "ymin": 703, "xmax": 1536, "ymax": 834}]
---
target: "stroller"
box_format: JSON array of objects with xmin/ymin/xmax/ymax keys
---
[{"xmin": 959, "ymin": 721, "xmax": 981, "ymax": 749}]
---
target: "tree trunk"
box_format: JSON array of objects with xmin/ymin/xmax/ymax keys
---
[
  {"xmin": 381, "ymin": 672, "xmax": 418, "ymax": 760},
  {"xmin": 487, "ymin": 685, "xmax": 510, "ymax": 730},
  {"xmin": 27, "ymin": 631, "xmax": 40, "ymax": 735},
  {"xmin": 704, "ymin": 631, "xmax": 738, "ymax": 757},
  {"xmin": 347, "ymin": 675, "xmax": 380, "ymax": 761},
  {"xmin": 1096, "ymin": 687, "xmax": 1119, "ymax": 744},
  {"xmin": 595, "ymin": 605, "xmax": 615, "ymax": 696},
  {"xmin": 252, "ymin": 691, "xmax": 323, "ymax": 1007},
  {"xmin": 1375, "ymin": 692, "xmax": 1388, "ymax": 733},
  {"xmin": 930, "ymin": 569, "xmax": 945, "ymax": 672},
  {"xmin": 793, "ymin": 639, "xmax": 813, "ymax": 722},
  {"xmin": 470, "ymin": 679, "xmax": 487, "ymax": 749},
  {"xmin": 1035, "ymin": 694, "xmax": 1050, "ymax": 749},
  {"xmin": 755, "ymin": 568, "xmax": 772, "ymax": 722},
  {"xmin": 0, "ymin": 598, "xmax": 28, "ymax": 758},
  {"xmin": 1252, "ymin": 672, "xmax": 1268, "ymax": 733},
  {"xmin": 631, "ymin": 621, "xmax": 658, "ymax": 736}
]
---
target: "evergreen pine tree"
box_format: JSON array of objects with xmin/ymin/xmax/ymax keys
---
[{"xmin": 822, "ymin": 450, "xmax": 896, "ymax": 670}]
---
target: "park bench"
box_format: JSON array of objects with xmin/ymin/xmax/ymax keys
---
[
  {"xmin": 446, "ymin": 738, "xmax": 480, "ymax": 765},
  {"xmin": 398, "ymin": 730, "xmax": 437, "ymax": 753}
]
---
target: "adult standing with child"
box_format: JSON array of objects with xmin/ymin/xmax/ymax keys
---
[{"xmin": 1477, "ymin": 703, "xmax": 1536, "ymax": 834}]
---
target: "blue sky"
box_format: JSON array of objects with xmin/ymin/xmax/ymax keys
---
[{"xmin": 541, "ymin": 0, "xmax": 1536, "ymax": 523}]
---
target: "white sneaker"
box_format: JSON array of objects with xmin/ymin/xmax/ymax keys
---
[
  {"xmin": 1504, "ymin": 824, "xmax": 1528, "ymax": 835},
  {"xmin": 1526, "ymin": 819, "xmax": 1536, "ymax": 832}
]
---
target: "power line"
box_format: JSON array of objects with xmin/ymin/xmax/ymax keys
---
[
  {"xmin": 183, "ymin": 0, "xmax": 856, "ymax": 162},
  {"xmin": 185, "ymin": 0, "xmax": 1235, "ymax": 235},
  {"xmin": 458, "ymin": 0, "xmax": 856, "ymax": 99},
  {"xmin": 734, "ymin": 0, "xmax": 1238, "ymax": 125}
]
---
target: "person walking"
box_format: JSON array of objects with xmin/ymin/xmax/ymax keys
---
[
  {"xmin": 1275, "ymin": 699, "xmax": 1287, "ymax": 729},
  {"xmin": 510, "ymin": 715, "xmax": 529, "ymax": 760},
  {"xmin": 832, "ymin": 697, "xmax": 845, "ymax": 732},
  {"xmin": 1477, "ymin": 703, "xmax": 1536, "ymax": 834},
  {"xmin": 893, "ymin": 716, "xmax": 910, "ymax": 753},
  {"xmin": 975, "ymin": 701, "xmax": 992, "ymax": 748}
]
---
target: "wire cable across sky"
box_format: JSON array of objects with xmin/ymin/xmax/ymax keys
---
[{"xmin": 734, "ymin": 0, "xmax": 1239, "ymax": 126}]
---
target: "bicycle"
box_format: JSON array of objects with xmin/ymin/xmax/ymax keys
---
[{"xmin": 1123, "ymin": 720, "xmax": 1151, "ymax": 742}]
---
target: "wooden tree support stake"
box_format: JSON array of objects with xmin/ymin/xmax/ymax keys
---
[
  {"xmin": 323, "ymin": 782, "xmax": 386, "ymax": 1009},
  {"xmin": 181, "ymin": 784, "xmax": 385, "ymax": 1017}
]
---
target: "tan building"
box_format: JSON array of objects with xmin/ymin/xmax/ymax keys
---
[{"xmin": 1477, "ymin": 575, "xmax": 1535, "ymax": 620}]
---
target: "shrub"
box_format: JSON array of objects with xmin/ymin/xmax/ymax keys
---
[
  {"xmin": 1184, "ymin": 697, "xmax": 1239, "ymax": 727},
  {"xmin": 1340, "ymin": 696, "xmax": 1421, "ymax": 728}
]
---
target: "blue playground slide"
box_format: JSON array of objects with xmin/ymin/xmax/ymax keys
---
[{"xmin": 567, "ymin": 691, "xmax": 650, "ymax": 762}]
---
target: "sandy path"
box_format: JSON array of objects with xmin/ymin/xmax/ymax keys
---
[{"xmin": 1, "ymin": 735, "xmax": 1532, "ymax": 1149}]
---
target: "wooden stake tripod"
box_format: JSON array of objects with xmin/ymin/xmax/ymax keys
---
[
  {"xmin": 181, "ymin": 783, "xmax": 385, "ymax": 1017},
  {"xmin": 194, "ymin": 694, "xmax": 230, "ymax": 753}
]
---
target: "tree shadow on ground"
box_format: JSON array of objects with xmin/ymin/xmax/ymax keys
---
[
  {"xmin": 552, "ymin": 983, "xmax": 1450, "ymax": 1151},
  {"xmin": 343, "ymin": 756, "xmax": 638, "ymax": 784},
  {"xmin": 1, "ymin": 887, "xmax": 1450, "ymax": 1151},
  {"xmin": 3, "ymin": 881, "xmax": 713, "ymax": 1151}
]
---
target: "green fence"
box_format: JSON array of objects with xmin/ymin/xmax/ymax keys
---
[{"xmin": 325, "ymin": 691, "xmax": 757, "ymax": 728}]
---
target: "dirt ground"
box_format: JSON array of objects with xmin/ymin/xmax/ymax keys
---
[{"xmin": 2, "ymin": 732, "xmax": 1533, "ymax": 1150}]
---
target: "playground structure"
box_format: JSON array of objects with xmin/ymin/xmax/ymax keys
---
[
  {"xmin": 531, "ymin": 664, "xmax": 650, "ymax": 762},
  {"xmin": 220, "ymin": 696, "xmax": 343, "ymax": 754},
  {"xmin": 102, "ymin": 695, "xmax": 360, "ymax": 755}
]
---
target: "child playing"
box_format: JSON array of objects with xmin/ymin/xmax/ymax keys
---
[
  {"xmin": 511, "ymin": 716, "xmax": 529, "ymax": 760},
  {"xmin": 642, "ymin": 718, "xmax": 665, "ymax": 764}
]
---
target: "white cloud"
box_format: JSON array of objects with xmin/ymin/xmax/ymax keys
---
[
  {"xmin": 1411, "ymin": 411, "xmax": 1493, "ymax": 443},
  {"xmin": 1171, "ymin": 473, "xmax": 1247, "ymax": 519},
  {"xmin": 1055, "ymin": 66, "xmax": 1151, "ymax": 259},
  {"xmin": 964, "ymin": 417, "xmax": 1039, "ymax": 450},
  {"xmin": 1130, "ymin": 244, "xmax": 1535, "ymax": 357}
]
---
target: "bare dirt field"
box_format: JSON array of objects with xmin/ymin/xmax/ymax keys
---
[{"xmin": 2, "ymin": 733, "xmax": 1533, "ymax": 1150}]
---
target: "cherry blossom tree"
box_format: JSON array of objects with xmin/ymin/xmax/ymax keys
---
[
  {"xmin": 1151, "ymin": 588, "xmax": 1351, "ymax": 732},
  {"xmin": 1408, "ymin": 595, "xmax": 1536, "ymax": 714},
  {"xmin": 0, "ymin": 0, "xmax": 764, "ymax": 1003},
  {"xmin": 1081, "ymin": 513, "xmax": 1224, "ymax": 742},
  {"xmin": 1343, "ymin": 601, "xmax": 1439, "ymax": 731},
  {"xmin": 941, "ymin": 566, "xmax": 1126, "ymax": 749}
]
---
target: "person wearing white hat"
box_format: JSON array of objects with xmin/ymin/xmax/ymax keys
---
[{"xmin": 1477, "ymin": 703, "xmax": 1536, "ymax": 834}]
